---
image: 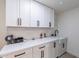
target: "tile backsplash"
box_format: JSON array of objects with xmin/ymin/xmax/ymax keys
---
[{"xmin": 7, "ymin": 27, "xmax": 54, "ymax": 40}]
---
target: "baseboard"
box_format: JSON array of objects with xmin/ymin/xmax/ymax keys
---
[{"xmin": 56, "ymin": 52, "xmax": 67, "ymax": 58}]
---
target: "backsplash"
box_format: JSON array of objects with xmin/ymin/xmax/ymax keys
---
[{"xmin": 7, "ymin": 27, "xmax": 54, "ymax": 40}]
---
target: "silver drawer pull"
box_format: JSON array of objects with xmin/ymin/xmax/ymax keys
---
[
  {"xmin": 49, "ymin": 22, "xmax": 51, "ymax": 27},
  {"xmin": 41, "ymin": 50, "xmax": 44, "ymax": 58},
  {"xmin": 14, "ymin": 52, "xmax": 25, "ymax": 57},
  {"xmin": 54, "ymin": 42, "xmax": 56, "ymax": 48},
  {"xmin": 37, "ymin": 20, "xmax": 40, "ymax": 27},
  {"xmin": 17, "ymin": 18, "xmax": 19, "ymax": 25},
  {"xmin": 63, "ymin": 43, "xmax": 65, "ymax": 48},
  {"xmin": 19, "ymin": 18, "xmax": 22, "ymax": 25},
  {"xmin": 39, "ymin": 46, "xmax": 45, "ymax": 49}
]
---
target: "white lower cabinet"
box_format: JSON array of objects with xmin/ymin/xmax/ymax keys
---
[
  {"xmin": 6, "ymin": 0, "xmax": 54, "ymax": 28},
  {"xmin": 3, "ymin": 48, "xmax": 32, "ymax": 58},
  {"xmin": 58, "ymin": 39, "xmax": 67, "ymax": 57},
  {"xmin": 32, "ymin": 43, "xmax": 51, "ymax": 58},
  {"xmin": 32, "ymin": 41, "xmax": 59, "ymax": 58},
  {"xmin": 50, "ymin": 39, "xmax": 67, "ymax": 58},
  {"xmin": 6, "ymin": 0, "xmax": 19, "ymax": 27},
  {"xmin": 49, "ymin": 40, "xmax": 59, "ymax": 58},
  {"xmin": 2, "ymin": 39, "xmax": 67, "ymax": 58}
]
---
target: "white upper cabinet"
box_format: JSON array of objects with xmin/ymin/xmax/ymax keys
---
[
  {"xmin": 6, "ymin": 0, "xmax": 31, "ymax": 27},
  {"xmin": 31, "ymin": 0, "xmax": 39, "ymax": 27},
  {"xmin": 43, "ymin": 6, "xmax": 51, "ymax": 27},
  {"xmin": 6, "ymin": 0, "xmax": 54, "ymax": 28},
  {"xmin": 31, "ymin": 0, "xmax": 54, "ymax": 28},
  {"xmin": 31, "ymin": 0, "xmax": 45, "ymax": 27},
  {"xmin": 6, "ymin": 0, "xmax": 19, "ymax": 26},
  {"xmin": 20, "ymin": 0, "xmax": 31, "ymax": 27}
]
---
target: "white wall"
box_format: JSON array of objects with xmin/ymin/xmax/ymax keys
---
[
  {"xmin": 57, "ymin": 7, "xmax": 79, "ymax": 57},
  {"xmin": 0, "ymin": 0, "xmax": 6, "ymax": 48}
]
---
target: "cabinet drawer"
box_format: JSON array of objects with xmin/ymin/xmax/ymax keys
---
[
  {"xmin": 3, "ymin": 48, "xmax": 32, "ymax": 58},
  {"xmin": 34, "ymin": 43, "xmax": 50, "ymax": 49}
]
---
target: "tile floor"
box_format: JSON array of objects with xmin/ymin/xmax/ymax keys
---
[{"xmin": 61, "ymin": 52, "xmax": 76, "ymax": 58}]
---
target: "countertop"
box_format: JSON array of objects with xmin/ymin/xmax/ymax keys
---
[{"xmin": 0, "ymin": 37, "xmax": 65, "ymax": 56}]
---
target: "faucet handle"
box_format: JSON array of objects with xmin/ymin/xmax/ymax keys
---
[{"xmin": 40, "ymin": 33, "xmax": 43, "ymax": 38}]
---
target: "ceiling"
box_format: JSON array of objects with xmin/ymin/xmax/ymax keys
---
[{"xmin": 35, "ymin": 0, "xmax": 79, "ymax": 14}]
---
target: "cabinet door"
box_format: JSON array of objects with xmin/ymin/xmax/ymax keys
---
[
  {"xmin": 49, "ymin": 42, "xmax": 56, "ymax": 58},
  {"xmin": 44, "ymin": 43, "xmax": 51, "ymax": 58},
  {"xmin": 43, "ymin": 6, "xmax": 51, "ymax": 27},
  {"xmin": 31, "ymin": 0, "xmax": 44, "ymax": 27},
  {"xmin": 20, "ymin": 0, "xmax": 31, "ymax": 27},
  {"xmin": 58, "ymin": 39, "xmax": 67, "ymax": 56},
  {"xmin": 33, "ymin": 44, "xmax": 47, "ymax": 58},
  {"xmin": 50, "ymin": 9, "xmax": 54, "ymax": 28},
  {"xmin": 62, "ymin": 39, "xmax": 67, "ymax": 52},
  {"xmin": 33, "ymin": 45, "xmax": 42, "ymax": 58},
  {"xmin": 50, "ymin": 40, "xmax": 59, "ymax": 58},
  {"xmin": 6, "ymin": 0, "xmax": 19, "ymax": 26},
  {"xmin": 46, "ymin": 42, "xmax": 55, "ymax": 58},
  {"xmin": 33, "ymin": 43, "xmax": 50, "ymax": 58}
]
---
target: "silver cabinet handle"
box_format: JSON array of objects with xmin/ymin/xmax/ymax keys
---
[
  {"xmin": 39, "ymin": 46, "xmax": 45, "ymax": 49},
  {"xmin": 37, "ymin": 20, "xmax": 40, "ymax": 27},
  {"xmin": 14, "ymin": 52, "xmax": 25, "ymax": 57},
  {"xmin": 17, "ymin": 18, "xmax": 19, "ymax": 25},
  {"xmin": 54, "ymin": 42, "xmax": 56, "ymax": 48},
  {"xmin": 41, "ymin": 50, "xmax": 44, "ymax": 58},
  {"xmin": 49, "ymin": 22, "xmax": 51, "ymax": 27},
  {"xmin": 19, "ymin": 18, "xmax": 22, "ymax": 25},
  {"xmin": 63, "ymin": 43, "xmax": 65, "ymax": 48}
]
